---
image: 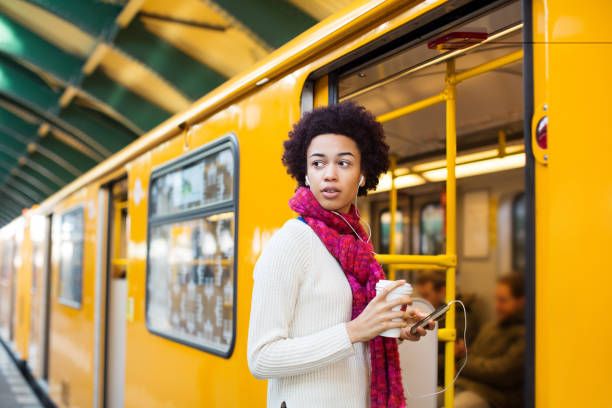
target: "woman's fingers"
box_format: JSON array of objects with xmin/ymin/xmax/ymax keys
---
[
  {"xmin": 413, "ymin": 326, "xmax": 427, "ymax": 336},
  {"xmin": 384, "ymin": 295, "xmax": 412, "ymax": 310},
  {"xmin": 383, "ymin": 310, "xmax": 408, "ymax": 321},
  {"xmin": 384, "ymin": 320, "xmax": 409, "ymax": 330}
]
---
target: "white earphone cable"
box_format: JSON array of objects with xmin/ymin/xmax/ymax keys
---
[{"xmin": 404, "ymin": 299, "xmax": 468, "ymax": 400}]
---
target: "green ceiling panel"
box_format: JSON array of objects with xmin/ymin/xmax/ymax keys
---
[
  {"xmin": 0, "ymin": 211, "xmax": 12, "ymax": 223},
  {"xmin": 0, "ymin": 131, "xmax": 28, "ymax": 153},
  {"xmin": 0, "ymin": 145, "xmax": 27, "ymax": 187},
  {"xmin": 0, "ymin": 186, "xmax": 34, "ymax": 207},
  {"xmin": 0, "ymin": 195, "xmax": 23, "ymax": 212},
  {"xmin": 11, "ymin": 167, "xmax": 54, "ymax": 196},
  {"xmin": 28, "ymin": 151, "xmax": 74, "ymax": 184},
  {"xmin": 0, "ymin": 160, "xmax": 12, "ymax": 173},
  {"xmin": 114, "ymin": 19, "xmax": 227, "ymax": 100},
  {"xmin": 0, "ymin": 57, "xmax": 58, "ymax": 112},
  {"xmin": 17, "ymin": 165, "xmax": 61, "ymax": 191},
  {"xmin": 0, "ymin": 107, "xmax": 39, "ymax": 142},
  {"xmin": 213, "ymin": 0, "xmax": 317, "ymax": 48},
  {"xmin": 5, "ymin": 176, "xmax": 45, "ymax": 202},
  {"xmin": 0, "ymin": 150, "xmax": 20, "ymax": 170},
  {"xmin": 38, "ymin": 135, "xmax": 97, "ymax": 172},
  {"xmin": 59, "ymin": 104, "xmax": 137, "ymax": 153},
  {"xmin": 23, "ymin": 159, "xmax": 69, "ymax": 188},
  {"xmin": 0, "ymin": 14, "xmax": 83, "ymax": 83},
  {"xmin": 24, "ymin": 0, "xmax": 121, "ymax": 39},
  {"xmin": 82, "ymin": 70, "xmax": 170, "ymax": 131},
  {"xmin": 0, "ymin": 205, "xmax": 16, "ymax": 216}
]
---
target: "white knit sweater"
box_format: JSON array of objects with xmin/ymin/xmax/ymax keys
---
[{"xmin": 247, "ymin": 218, "xmax": 371, "ymax": 407}]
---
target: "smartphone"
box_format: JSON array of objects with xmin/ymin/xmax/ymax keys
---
[{"xmin": 410, "ymin": 303, "xmax": 450, "ymax": 335}]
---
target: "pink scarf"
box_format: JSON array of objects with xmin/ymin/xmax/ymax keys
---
[{"xmin": 289, "ymin": 187, "xmax": 406, "ymax": 408}]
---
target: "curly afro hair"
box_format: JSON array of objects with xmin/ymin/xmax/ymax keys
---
[{"xmin": 282, "ymin": 101, "xmax": 389, "ymax": 196}]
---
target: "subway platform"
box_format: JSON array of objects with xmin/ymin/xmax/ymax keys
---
[{"xmin": 0, "ymin": 343, "xmax": 43, "ymax": 408}]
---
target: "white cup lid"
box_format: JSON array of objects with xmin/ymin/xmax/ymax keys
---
[{"xmin": 375, "ymin": 279, "xmax": 413, "ymax": 295}]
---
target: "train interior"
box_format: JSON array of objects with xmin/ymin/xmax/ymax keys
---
[{"xmin": 347, "ymin": 0, "xmax": 527, "ymax": 386}]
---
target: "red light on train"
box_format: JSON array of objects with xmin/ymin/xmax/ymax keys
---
[
  {"xmin": 428, "ymin": 31, "xmax": 488, "ymax": 50},
  {"xmin": 536, "ymin": 116, "xmax": 548, "ymax": 149}
]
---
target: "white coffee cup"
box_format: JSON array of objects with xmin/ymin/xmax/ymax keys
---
[{"xmin": 375, "ymin": 280, "xmax": 413, "ymax": 338}]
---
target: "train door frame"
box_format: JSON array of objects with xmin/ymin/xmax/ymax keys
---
[
  {"xmin": 520, "ymin": 0, "xmax": 536, "ymax": 405},
  {"xmin": 93, "ymin": 177, "xmax": 129, "ymax": 408},
  {"xmin": 304, "ymin": 0, "xmax": 536, "ymax": 406},
  {"xmin": 93, "ymin": 186, "xmax": 109, "ymax": 408},
  {"xmin": 37, "ymin": 213, "xmax": 53, "ymax": 383}
]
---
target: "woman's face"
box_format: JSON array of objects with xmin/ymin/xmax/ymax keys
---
[{"xmin": 305, "ymin": 133, "xmax": 365, "ymax": 213}]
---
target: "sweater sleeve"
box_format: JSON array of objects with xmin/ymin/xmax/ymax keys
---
[{"xmin": 247, "ymin": 221, "xmax": 355, "ymax": 379}]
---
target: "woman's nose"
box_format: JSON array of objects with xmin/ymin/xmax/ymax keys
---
[{"xmin": 323, "ymin": 166, "xmax": 337, "ymax": 181}]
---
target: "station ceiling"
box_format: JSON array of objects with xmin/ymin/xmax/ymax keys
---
[{"xmin": 0, "ymin": 0, "xmax": 353, "ymax": 226}]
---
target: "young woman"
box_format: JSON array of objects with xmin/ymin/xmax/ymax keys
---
[{"xmin": 247, "ymin": 102, "xmax": 433, "ymax": 408}]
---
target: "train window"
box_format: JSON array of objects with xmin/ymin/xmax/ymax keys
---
[
  {"xmin": 512, "ymin": 193, "xmax": 526, "ymax": 272},
  {"xmin": 58, "ymin": 207, "xmax": 84, "ymax": 308},
  {"xmin": 149, "ymin": 146, "xmax": 234, "ymax": 217},
  {"xmin": 379, "ymin": 209, "xmax": 403, "ymax": 254},
  {"xmin": 420, "ymin": 202, "xmax": 444, "ymax": 255},
  {"xmin": 146, "ymin": 134, "xmax": 238, "ymax": 357}
]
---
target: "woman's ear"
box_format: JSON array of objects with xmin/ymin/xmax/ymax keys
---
[{"xmin": 359, "ymin": 175, "xmax": 365, "ymax": 187}]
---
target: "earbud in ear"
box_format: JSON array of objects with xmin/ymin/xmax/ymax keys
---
[
  {"xmin": 305, "ymin": 175, "xmax": 310, "ymax": 186},
  {"xmin": 359, "ymin": 175, "xmax": 365, "ymax": 186}
]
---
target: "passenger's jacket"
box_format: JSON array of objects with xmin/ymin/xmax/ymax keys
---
[{"xmin": 455, "ymin": 315, "xmax": 525, "ymax": 408}]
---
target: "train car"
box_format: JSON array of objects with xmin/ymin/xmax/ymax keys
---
[{"xmin": 0, "ymin": 0, "xmax": 611, "ymax": 407}]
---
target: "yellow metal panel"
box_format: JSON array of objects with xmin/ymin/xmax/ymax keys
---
[
  {"xmin": 46, "ymin": 186, "xmax": 99, "ymax": 408},
  {"xmin": 0, "ymin": 0, "xmax": 95, "ymax": 58},
  {"xmin": 13, "ymin": 217, "xmax": 31, "ymax": 360},
  {"xmin": 314, "ymin": 75, "xmax": 329, "ymax": 108},
  {"xmin": 532, "ymin": 1, "xmax": 612, "ymax": 407},
  {"xmin": 99, "ymin": 47, "xmax": 192, "ymax": 113},
  {"xmin": 140, "ymin": 0, "xmax": 269, "ymax": 78}
]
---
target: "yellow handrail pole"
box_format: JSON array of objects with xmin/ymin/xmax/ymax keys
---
[
  {"xmin": 377, "ymin": 92, "xmax": 446, "ymax": 123},
  {"xmin": 112, "ymin": 200, "xmax": 128, "ymax": 274},
  {"xmin": 498, "ymin": 130, "xmax": 507, "ymax": 157},
  {"xmin": 376, "ymin": 50, "xmax": 523, "ymax": 125},
  {"xmin": 387, "ymin": 264, "xmax": 446, "ymax": 270},
  {"xmin": 455, "ymin": 49, "xmax": 523, "ymax": 84},
  {"xmin": 389, "ymin": 155, "xmax": 397, "ymax": 280},
  {"xmin": 375, "ymin": 253, "xmax": 456, "ymax": 267},
  {"xmin": 444, "ymin": 59, "xmax": 457, "ymax": 408}
]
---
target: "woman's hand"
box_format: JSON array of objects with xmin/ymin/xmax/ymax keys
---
[
  {"xmin": 345, "ymin": 280, "xmax": 412, "ymax": 343},
  {"xmin": 398, "ymin": 309, "xmax": 435, "ymax": 342}
]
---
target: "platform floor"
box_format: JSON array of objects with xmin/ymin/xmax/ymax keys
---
[{"xmin": 0, "ymin": 344, "xmax": 43, "ymax": 408}]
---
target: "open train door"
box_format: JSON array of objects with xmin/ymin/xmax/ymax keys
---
[
  {"xmin": 526, "ymin": 1, "xmax": 612, "ymax": 407},
  {"xmin": 93, "ymin": 178, "xmax": 129, "ymax": 408}
]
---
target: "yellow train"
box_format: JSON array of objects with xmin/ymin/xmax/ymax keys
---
[{"xmin": 0, "ymin": 0, "xmax": 610, "ymax": 407}]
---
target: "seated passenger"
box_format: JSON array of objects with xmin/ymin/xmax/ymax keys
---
[
  {"xmin": 415, "ymin": 271, "xmax": 478, "ymax": 386},
  {"xmin": 454, "ymin": 273, "xmax": 526, "ymax": 408}
]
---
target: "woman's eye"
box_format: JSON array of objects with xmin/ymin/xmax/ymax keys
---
[
  {"xmin": 312, "ymin": 161, "xmax": 324, "ymax": 167},
  {"xmin": 339, "ymin": 160, "xmax": 351, "ymax": 167}
]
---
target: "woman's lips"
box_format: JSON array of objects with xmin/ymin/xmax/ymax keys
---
[{"xmin": 321, "ymin": 188, "xmax": 340, "ymax": 199}]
